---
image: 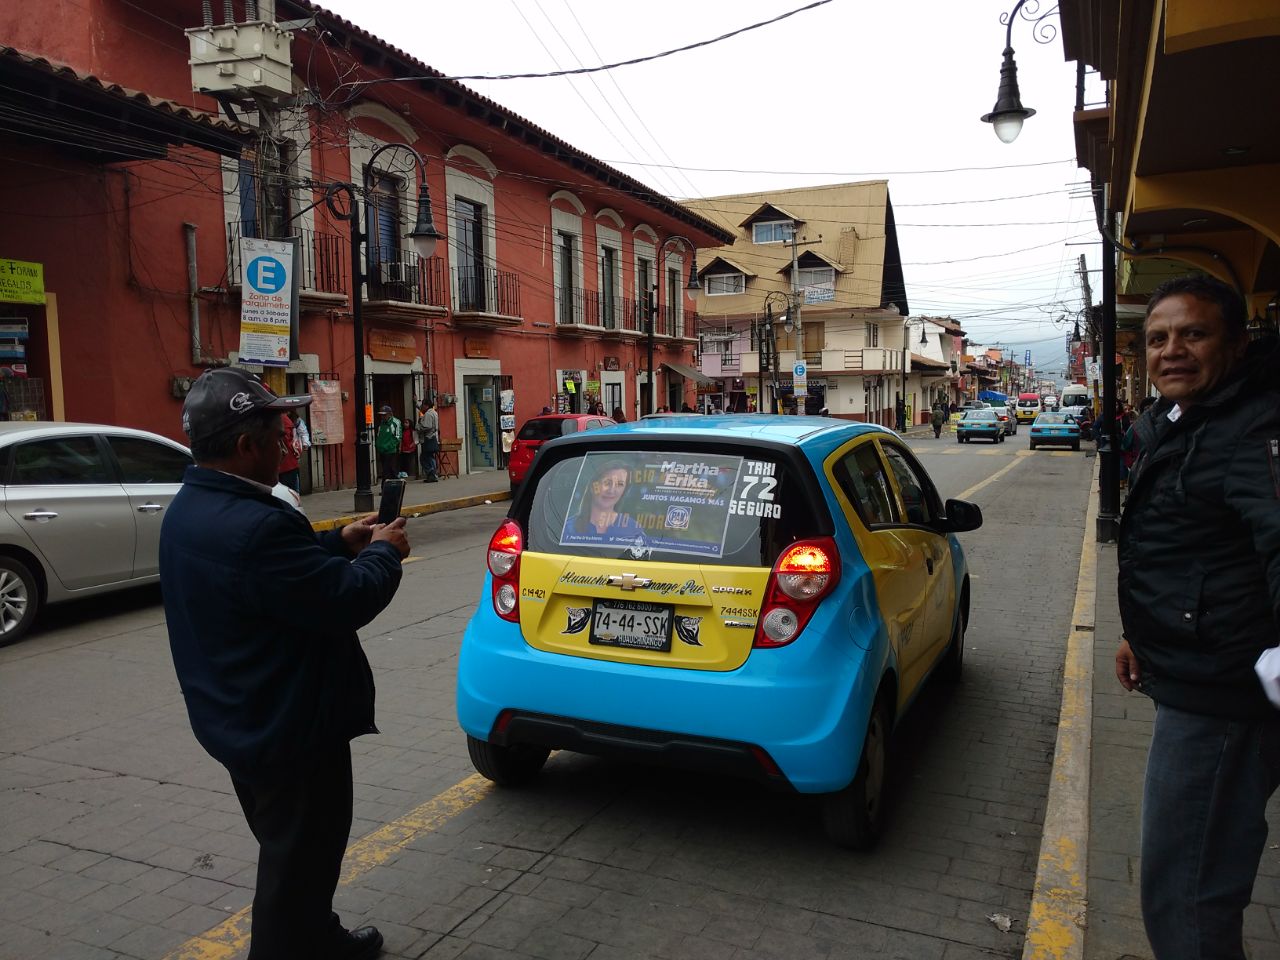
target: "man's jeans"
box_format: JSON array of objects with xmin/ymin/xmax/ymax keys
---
[{"xmin": 1142, "ymin": 703, "xmax": 1280, "ymax": 959}]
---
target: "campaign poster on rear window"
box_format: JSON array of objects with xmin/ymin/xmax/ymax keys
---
[{"xmin": 559, "ymin": 451, "xmax": 744, "ymax": 557}]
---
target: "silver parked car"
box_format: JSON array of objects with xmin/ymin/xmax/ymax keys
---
[{"xmin": 0, "ymin": 422, "xmax": 192, "ymax": 646}]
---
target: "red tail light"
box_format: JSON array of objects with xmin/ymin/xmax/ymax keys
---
[
  {"xmin": 754, "ymin": 537, "xmax": 840, "ymax": 648},
  {"xmin": 488, "ymin": 519, "xmax": 523, "ymax": 622}
]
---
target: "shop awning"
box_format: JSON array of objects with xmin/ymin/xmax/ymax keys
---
[{"xmin": 662, "ymin": 361, "xmax": 715, "ymax": 386}]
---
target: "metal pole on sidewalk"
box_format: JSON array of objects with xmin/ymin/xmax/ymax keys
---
[{"xmin": 1096, "ymin": 204, "xmax": 1121, "ymax": 543}]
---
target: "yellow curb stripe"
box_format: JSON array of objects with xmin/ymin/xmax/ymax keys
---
[
  {"xmin": 1022, "ymin": 462, "xmax": 1097, "ymax": 960},
  {"xmin": 309, "ymin": 490, "xmax": 510, "ymax": 532},
  {"xmin": 163, "ymin": 774, "xmax": 494, "ymax": 960}
]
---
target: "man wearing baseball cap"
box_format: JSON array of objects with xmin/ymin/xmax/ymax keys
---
[{"xmin": 161, "ymin": 368, "xmax": 408, "ymax": 960}]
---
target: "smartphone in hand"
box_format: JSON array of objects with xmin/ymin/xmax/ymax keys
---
[{"xmin": 376, "ymin": 478, "xmax": 406, "ymax": 525}]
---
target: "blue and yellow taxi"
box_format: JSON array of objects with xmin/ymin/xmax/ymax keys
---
[
  {"xmin": 1028, "ymin": 412, "xmax": 1082, "ymax": 451},
  {"xmin": 457, "ymin": 416, "xmax": 981, "ymax": 847}
]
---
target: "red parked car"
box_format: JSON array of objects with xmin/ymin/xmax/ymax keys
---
[{"xmin": 507, "ymin": 413, "xmax": 616, "ymax": 491}]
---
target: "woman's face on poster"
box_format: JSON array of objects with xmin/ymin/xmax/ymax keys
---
[{"xmin": 592, "ymin": 468, "xmax": 628, "ymax": 509}]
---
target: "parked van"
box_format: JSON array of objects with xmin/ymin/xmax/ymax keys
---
[
  {"xmin": 1060, "ymin": 383, "xmax": 1091, "ymax": 418},
  {"xmin": 1015, "ymin": 393, "xmax": 1042, "ymax": 423}
]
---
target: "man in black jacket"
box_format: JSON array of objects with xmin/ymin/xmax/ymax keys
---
[
  {"xmin": 1115, "ymin": 275, "xmax": 1280, "ymax": 959},
  {"xmin": 161, "ymin": 368, "xmax": 409, "ymax": 960}
]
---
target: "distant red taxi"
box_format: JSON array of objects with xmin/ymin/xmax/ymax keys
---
[{"xmin": 507, "ymin": 414, "xmax": 616, "ymax": 490}]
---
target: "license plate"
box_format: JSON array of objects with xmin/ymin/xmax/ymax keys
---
[{"xmin": 590, "ymin": 599, "xmax": 673, "ymax": 652}]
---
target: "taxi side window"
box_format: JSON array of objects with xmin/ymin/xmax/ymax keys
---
[
  {"xmin": 832, "ymin": 443, "xmax": 898, "ymax": 527},
  {"xmin": 881, "ymin": 444, "xmax": 934, "ymax": 526}
]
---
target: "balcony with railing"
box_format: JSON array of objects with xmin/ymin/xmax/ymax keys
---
[
  {"xmin": 556, "ymin": 288, "xmax": 643, "ymax": 336},
  {"xmin": 454, "ymin": 264, "xmax": 522, "ymax": 326},
  {"xmin": 739, "ymin": 347, "xmax": 904, "ymax": 376},
  {"xmin": 366, "ymin": 247, "xmax": 447, "ymax": 309},
  {"xmin": 227, "ymin": 221, "xmax": 347, "ymax": 306},
  {"xmin": 653, "ymin": 306, "xmax": 699, "ymax": 345}
]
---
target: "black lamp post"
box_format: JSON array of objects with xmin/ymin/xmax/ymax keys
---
[
  {"xmin": 324, "ymin": 143, "xmax": 440, "ymax": 512},
  {"xmin": 981, "ymin": 0, "xmax": 1041, "ymax": 143},
  {"xmin": 646, "ymin": 236, "xmax": 700, "ymax": 416}
]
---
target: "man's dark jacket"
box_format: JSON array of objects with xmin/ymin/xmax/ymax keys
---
[
  {"xmin": 1119, "ymin": 337, "xmax": 1280, "ymax": 719},
  {"xmin": 160, "ymin": 467, "xmax": 402, "ymax": 783}
]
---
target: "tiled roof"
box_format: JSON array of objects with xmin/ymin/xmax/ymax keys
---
[{"xmin": 0, "ymin": 46, "xmax": 251, "ymax": 141}]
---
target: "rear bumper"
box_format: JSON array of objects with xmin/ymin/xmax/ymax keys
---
[
  {"xmin": 490, "ymin": 710, "xmax": 795, "ymax": 788},
  {"xmin": 457, "ymin": 580, "xmax": 884, "ymax": 793}
]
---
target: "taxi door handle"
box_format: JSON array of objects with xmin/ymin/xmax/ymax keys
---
[
  {"xmin": 136, "ymin": 503, "xmax": 164, "ymax": 514},
  {"xmin": 23, "ymin": 510, "xmax": 58, "ymax": 521}
]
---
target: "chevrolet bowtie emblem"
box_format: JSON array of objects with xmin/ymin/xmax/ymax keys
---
[{"xmin": 607, "ymin": 573, "xmax": 651, "ymax": 591}]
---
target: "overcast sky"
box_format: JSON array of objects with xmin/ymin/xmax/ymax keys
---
[{"xmin": 319, "ymin": 0, "xmax": 1103, "ymax": 377}]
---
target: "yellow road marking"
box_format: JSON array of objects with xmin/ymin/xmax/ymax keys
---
[
  {"xmin": 163, "ymin": 775, "xmax": 493, "ymax": 960},
  {"xmin": 1021, "ymin": 463, "xmax": 1097, "ymax": 960},
  {"xmin": 953, "ymin": 454, "xmax": 1028, "ymax": 502}
]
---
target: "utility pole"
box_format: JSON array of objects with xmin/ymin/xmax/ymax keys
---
[
  {"xmin": 900, "ymin": 318, "xmax": 909, "ymax": 431},
  {"xmin": 788, "ymin": 228, "xmax": 806, "ymax": 414},
  {"xmin": 1077, "ymin": 253, "xmax": 1099, "ymax": 409}
]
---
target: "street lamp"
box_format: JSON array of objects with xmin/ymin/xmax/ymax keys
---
[
  {"xmin": 980, "ymin": 0, "xmax": 1051, "ymax": 143},
  {"xmin": 323, "ymin": 142, "xmax": 440, "ymax": 512},
  {"xmin": 646, "ymin": 236, "xmax": 700, "ymax": 416}
]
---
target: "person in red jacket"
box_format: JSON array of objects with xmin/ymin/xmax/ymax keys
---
[{"xmin": 277, "ymin": 412, "xmax": 301, "ymax": 491}]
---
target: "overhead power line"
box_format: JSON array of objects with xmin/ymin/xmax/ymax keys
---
[{"xmin": 334, "ymin": 0, "xmax": 834, "ymax": 91}]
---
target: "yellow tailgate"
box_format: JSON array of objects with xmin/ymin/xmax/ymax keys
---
[{"xmin": 518, "ymin": 552, "xmax": 770, "ymax": 671}]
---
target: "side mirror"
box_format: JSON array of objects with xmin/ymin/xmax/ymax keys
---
[{"xmin": 940, "ymin": 499, "xmax": 983, "ymax": 533}]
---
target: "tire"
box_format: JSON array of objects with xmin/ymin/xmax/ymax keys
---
[
  {"xmin": 1029, "ymin": 441, "xmax": 1036, "ymax": 450},
  {"xmin": 956, "ymin": 435, "xmax": 964, "ymax": 444},
  {"xmin": 822, "ymin": 696, "xmax": 891, "ymax": 849},
  {"xmin": 467, "ymin": 734, "xmax": 549, "ymax": 787},
  {"xmin": 998, "ymin": 433, "xmax": 1005, "ymax": 443},
  {"xmin": 0, "ymin": 556, "xmax": 38, "ymax": 648},
  {"xmin": 941, "ymin": 606, "xmax": 965, "ymax": 681},
  {"xmin": 1072, "ymin": 441, "xmax": 1080, "ymax": 451}
]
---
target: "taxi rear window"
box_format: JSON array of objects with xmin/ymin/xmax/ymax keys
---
[{"xmin": 521, "ymin": 448, "xmax": 822, "ymax": 567}]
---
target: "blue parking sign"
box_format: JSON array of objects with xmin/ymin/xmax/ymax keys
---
[{"xmin": 246, "ymin": 256, "xmax": 288, "ymax": 294}]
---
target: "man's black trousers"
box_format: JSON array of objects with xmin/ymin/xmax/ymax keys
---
[{"xmin": 232, "ymin": 741, "xmax": 353, "ymax": 959}]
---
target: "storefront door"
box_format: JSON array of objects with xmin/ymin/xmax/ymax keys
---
[{"xmin": 465, "ymin": 377, "xmax": 497, "ymax": 472}]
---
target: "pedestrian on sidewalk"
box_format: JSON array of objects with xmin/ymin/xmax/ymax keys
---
[
  {"xmin": 277, "ymin": 412, "xmax": 301, "ymax": 491},
  {"xmin": 930, "ymin": 402, "xmax": 947, "ymax": 439},
  {"xmin": 416, "ymin": 398, "xmax": 440, "ymax": 483},
  {"xmin": 161, "ymin": 368, "xmax": 409, "ymax": 960},
  {"xmin": 1114, "ymin": 274, "xmax": 1280, "ymax": 960},
  {"xmin": 374, "ymin": 405, "xmax": 401, "ymax": 482}
]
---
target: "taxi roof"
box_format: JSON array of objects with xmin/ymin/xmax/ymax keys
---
[{"xmin": 609, "ymin": 414, "xmax": 893, "ymax": 446}]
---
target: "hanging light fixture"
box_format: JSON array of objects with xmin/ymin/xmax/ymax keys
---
[{"xmin": 981, "ymin": 1, "xmax": 1040, "ymax": 144}]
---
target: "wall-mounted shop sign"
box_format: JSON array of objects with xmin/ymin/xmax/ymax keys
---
[
  {"xmin": 0, "ymin": 259, "xmax": 46, "ymax": 305},
  {"xmin": 368, "ymin": 329, "xmax": 416, "ymax": 362},
  {"xmin": 603, "ymin": 356, "xmax": 620, "ymax": 371},
  {"xmin": 464, "ymin": 337, "xmax": 490, "ymax": 359}
]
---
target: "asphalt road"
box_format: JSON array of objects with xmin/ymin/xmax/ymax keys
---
[{"xmin": 0, "ymin": 438, "xmax": 1094, "ymax": 960}]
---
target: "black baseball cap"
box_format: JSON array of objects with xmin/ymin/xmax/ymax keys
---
[{"xmin": 182, "ymin": 368, "xmax": 311, "ymax": 442}]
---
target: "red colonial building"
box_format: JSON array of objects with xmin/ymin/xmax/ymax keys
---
[{"xmin": 0, "ymin": 0, "xmax": 730, "ymax": 488}]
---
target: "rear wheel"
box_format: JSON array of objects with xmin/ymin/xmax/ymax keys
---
[
  {"xmin": 822, "ymin": 696, "xmax": 891, "ymax": 849},
  {"xmin": 1072, "ymin": 441, "xmax": 1080, "ymax": 451},
  {"xmin": 467, "ymin": 735, "xmax": 549, "ymax": 787},
  {"xmin": 1029, "ymin": 441, "xmax": 1036, "ymax": 450},
  {"xmin": 0, "ymin": 556, "xmax": 38, "ymax": 648},
  {"xmin": 956, "ymin": 435, "xmax": 964, "ymax": 444}
]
